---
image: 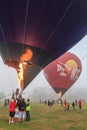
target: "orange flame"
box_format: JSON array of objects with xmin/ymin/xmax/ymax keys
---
[
  {"xmin": 18, "ymin": 63, "xmax": 24, "ymax": 90},
  {"xmin": 20, "ymin": 49, "xmax": 33, "ymax": 62},
  {"xmin": 58, "ymin": 91, "xmax": 62, "ymax": 97},
  {"xmin": 18, "ymin": 49, "xmax": 33, "ymax": 90}
]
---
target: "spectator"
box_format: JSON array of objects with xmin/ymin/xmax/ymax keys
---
[
  {"xmin": 9, "ymin": 98, "xmax": 16, "ymax": 124},
  {"xmin": 78, "ymin": 100, "xmax": 82, "ymax": 109},
  {"xmin": 72, "ymin": 102, "xmax": 75, "ymax": 110},
  {"xmin": 26, "ymin": 99, "xmax": 31, "ymax": 121},
  {"xmin": 63, "ymin": 100, "xmax": 67, "ymax": 112},
  {"xmin": 17, "ymin": 98, "xmax": 26, "ymax": 122}
]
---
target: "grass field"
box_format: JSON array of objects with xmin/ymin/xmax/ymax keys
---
[{"xmin": 0, "ymin": 101, "xmax": 87, "ymax": 130}]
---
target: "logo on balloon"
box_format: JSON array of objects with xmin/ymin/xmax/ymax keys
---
[
  {"xmin": 44, "ymin": 52, "xmax": 82, "ymax": 95},
  {"xmin": 57, "ymin": 59, "xmax": 80, "ymax": 80}
]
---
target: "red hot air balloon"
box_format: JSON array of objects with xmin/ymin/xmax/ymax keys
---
[{"xmin": 44, "ymin": 52, "xmax": 82, "ymax": 96}]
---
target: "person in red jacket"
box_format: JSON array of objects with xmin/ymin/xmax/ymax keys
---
[
  {"xmin": 9, "ymin": 98, "xmax": 16, "ymax": 124},
  {"xmin": 78, "ymin": 99, "xmax": 82, "ymax": 109}
]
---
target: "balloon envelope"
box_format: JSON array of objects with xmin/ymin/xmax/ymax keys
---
[
  {"xmin": 0, "ymin": 0, "xmax": 87, "ymax": 90},
  {"xmin": 44, "ymin": 52, "xmax": 82, "ymax": 96}
]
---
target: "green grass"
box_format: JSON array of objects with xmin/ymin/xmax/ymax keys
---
[{"xmin": 0, "ymin": 102, "xmax": 87, "ymax": 130}]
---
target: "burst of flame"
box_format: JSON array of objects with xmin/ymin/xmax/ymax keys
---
[
  {"xmin": 20, "ymin": 49, "xmax": 33, "ymax": 62},
  {"xmin": 18, "ymin": 63, "xmax": 24, "ymax": 90},
  {"xmin": 18, "ymin": 49, "xmax": 33, "ymax": 91},
  {"xmin": 58, "ymin": 91, "xmax": 62, "ymax": 97}
]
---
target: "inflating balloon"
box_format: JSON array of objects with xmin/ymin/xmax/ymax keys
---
[
  {"xmin": 0, "ymin": 0, "xmax": 87, "ymax": 91},
  {"xmin": 44, "ymin": 52, "xmax": 82, "ymax": 96}
]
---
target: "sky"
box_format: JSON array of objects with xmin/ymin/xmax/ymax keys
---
[
  {"xmin": 0, "ymin": 57, "xmax": 20, "ymax": 99},
  {"xmin": 0, "ymin": 35, "xmax": 87, "ymax": 101}
]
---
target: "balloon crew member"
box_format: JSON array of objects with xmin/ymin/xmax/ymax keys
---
[{"xmin": 26, "ymin": 99, "xmax": 31, "ymax": 121}]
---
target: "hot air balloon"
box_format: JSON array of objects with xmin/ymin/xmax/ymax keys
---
[
  {"xmin": 44, "ymin": 52, "xmax": 82, "ymax": 96},
  {"xmin": 0, "ymin": 0, "xmax": 87, "ymax": 91}
]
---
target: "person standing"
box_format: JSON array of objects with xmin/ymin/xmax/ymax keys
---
[
  {"xmin": 72, "ymin": 102, "xmax": 75, "ymax": 110},
  {"xmin": 66, "ymin": 102, "xmax": 70, "ymax": 111},
  {"xmin": 17, "ymin": 98, "xmax": 26, "ymax": 122},
  {"xmin": 63, "ymin": 100, "xmax": 67, "ymax": 112},
  {"xmin": 78, "ymin": 99, "xmax": 82, "ymax": 109},
  {"xmin": 26, "ymin": 99, "xmax": 31, "ymax": 121},
  {"xmin": 9, "ymin": 98, "xmax": 16, "ymax": 124}
]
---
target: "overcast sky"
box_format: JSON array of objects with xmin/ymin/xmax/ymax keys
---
[{"xmin": 0, "ymin": 57, "xmax": 20, "ymax": 98}]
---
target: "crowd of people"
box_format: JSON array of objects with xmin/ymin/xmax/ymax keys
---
[
  {"xmin": 8, "ymin": 94, "xmax": 84, "ymax": 124},
  {"xmin": 40, "ymin": 98, "xmax": 83, "ymax": 111},
  {"xmin": 9, "ymin": 96, "xmax": 30, "ymax": 124},
  {"xmin": 63, "ymin": 99, "xmax": 83, "ymax": 112}
]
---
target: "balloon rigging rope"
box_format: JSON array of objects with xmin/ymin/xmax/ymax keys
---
[
  {"xmin": 0, "ymin": 24, "xmax": 10, "ymax": 60},
  {"xmin": 22, "ymin": 0, "xmax": 30, "ymax": 52},
  {"xmin": 33, "ymin": 0, "xmax": 50, "ymax": 46},
  {"xmin": 44, "ymin": 0, "xmax": 74, "ymax": 46},
  {"xmin": 37, "ymin": 0, "xmax": 74, "ymax": 63},
  {"xmin": 30, "ymin": 1, "xmax": 50, "ymax": 65}
]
